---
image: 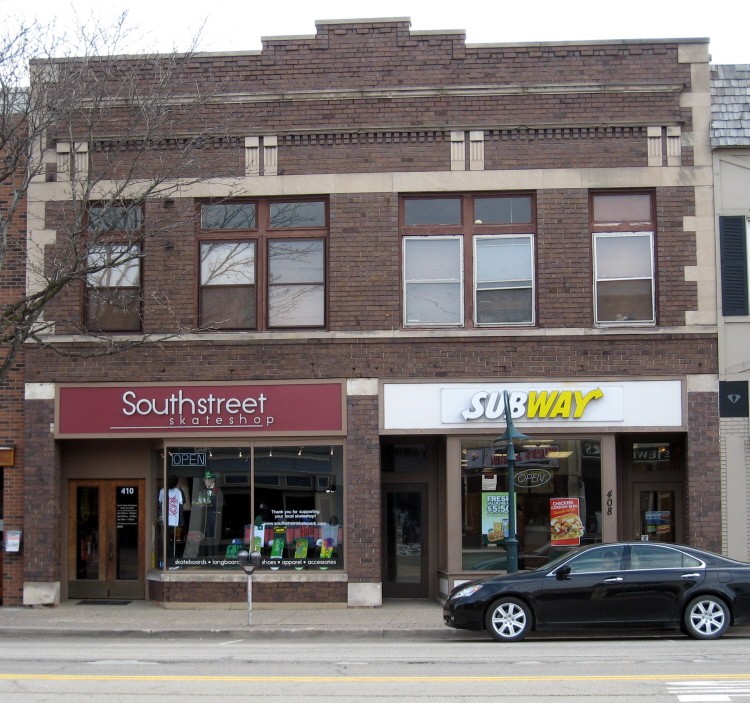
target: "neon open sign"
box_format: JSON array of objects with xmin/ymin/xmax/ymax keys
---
[{"xmin": 170, "ymin": 452, "xmax": 207, "ymax": 467}]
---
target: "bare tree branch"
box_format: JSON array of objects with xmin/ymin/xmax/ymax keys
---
[{"xmin": 0, "ymin": 12, "xmax": 247, "ymax": 384}]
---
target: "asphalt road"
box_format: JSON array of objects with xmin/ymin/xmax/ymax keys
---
[{"xmin": 0, "ymin": 632, "xmax": 749, "ymax": 701}]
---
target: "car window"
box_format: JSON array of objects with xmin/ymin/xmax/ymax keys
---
[
  {"xmin": 565, "ymin": 546, "xmax": 625, "ymax": 573},
  {"xmin": 628, "ymin": 544, "xmax": 703, "ymax": 570}
]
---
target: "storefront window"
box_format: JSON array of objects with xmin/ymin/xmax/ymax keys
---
[
  {"xmin": 155, "ymin": 444, "xmax": 343, "ymax": 571},
  {"xmin": 460, "ymin": 438, "xmax": 601, "ymax": 571}
]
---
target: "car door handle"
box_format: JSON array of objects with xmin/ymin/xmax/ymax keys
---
[
  {"xmin": 603, "ymin": 577, "xmax": 623, "ymax": 583},
  {"xmin": 681, "ymin": 573, "xmax": 701, "ymax": 579}
]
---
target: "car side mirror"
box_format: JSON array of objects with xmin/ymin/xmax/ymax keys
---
[{"xmin": 555, "ymin": 565, "xmax": 572, "ymax": 581}]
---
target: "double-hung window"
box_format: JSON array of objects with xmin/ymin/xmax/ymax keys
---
[
  {"xmin": 592, "ymin": 193, "xmax": 656, "ymax": 325},
  {"xmin": 199, "ymin": 200, "xmax": 327, "ymax": 330},
  {"xmin": 85, "ymin": 204, "xmax": 143, "ymax": 332},
  {"xmin": 86, "ymin": 244, "xmax": 142, "ymax": 332},
  {"xmin": 402, "ymin": 194, "xmax": 534, "ymax": 327},
  {"xmin": 404, "ymin": 236, "xmax": 463, "ymax": 325}
]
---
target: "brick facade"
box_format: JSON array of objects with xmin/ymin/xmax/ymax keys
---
[
  {"xmin": 0, "ymin": 145, "xmax": 26, "ymax": 606},
  {"xmin": 20, "ymin": 19, "xmax": 718, "ymax": 607}
]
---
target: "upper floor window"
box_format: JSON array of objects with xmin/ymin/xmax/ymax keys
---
[
  {"xmin": 268, "ymin": 239, "xmax": 325, "ymax": 327},
  {"xmin": 200, "ymin": 241, "xmax": 256, "ymax": 329},
  {"xmin": 404, "ymin": 236, "xmax": 463, "ymax": 325},
  {"xmin": 401, "ymin": 194, "xmax": 535, "ymax": 327},
  {"xmin": 201, "ymin": 203, "xmax": 256, "ymax": 230},
  {"xmin": 84, "ymin": 203, "xmax": 143, "ymax": 332},
  {"xmin": 199, "ymin": 199, "xmax": 327, "ymax": 330},
  {"xmin": 85, "ymin": 245, "xmax": 142, "ymax": 332},
  {"xmin": 87, "ymin": 204, "xmax": 142, "ymax": 233},
  {"xmin": 270, "ymin": 201, "xmax": 326, "ymax": 228},
  {"xmin": 592, "ymin": 192, "xmax": 655, "ymax": 326},
  {"xmin": 475, "ymin": 235, "xmax": 534, "ymax": 324}
]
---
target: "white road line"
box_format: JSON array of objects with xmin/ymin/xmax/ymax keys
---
[{"xmin": 669, "ymin": 680, "xmax": 750, "ymax": 702}]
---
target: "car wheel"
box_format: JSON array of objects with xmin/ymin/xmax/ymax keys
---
[
  {"xmin": 484, "ymin": 597, "xmax": 532, "ymax": 642},
  {"xmin": 683, "ymin": 595, "xmax": 730, "ymax": 640}
]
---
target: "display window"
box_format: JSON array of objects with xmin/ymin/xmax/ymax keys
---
[
  {"xmin": 155, "ymin": 444, "xmax": 343, "ymax": 571},
  {"xmin": 460, "ymin": 438, "xmax": 602, "ymax": 571}
]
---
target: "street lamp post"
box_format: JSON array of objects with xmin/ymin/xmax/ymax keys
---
[{"xmin": 493, "ymin": 390, "xmax": 530, "ymax": 574}]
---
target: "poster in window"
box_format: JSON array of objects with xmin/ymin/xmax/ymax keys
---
[
  {"xmin": 645, "ymin": 510, "xmax": 671, "ymax": 535},
  {"xmin": 549, "ymin": 498, "xmax": 584, "ymax": 546},
  {"xmin": 482, "ymin": 492, "xmax": 510, "ymax": 545}
]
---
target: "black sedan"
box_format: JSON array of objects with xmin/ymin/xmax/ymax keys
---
[{"xmin": 443, "ymin": 542, "xmax": 750, "ymax": 641}]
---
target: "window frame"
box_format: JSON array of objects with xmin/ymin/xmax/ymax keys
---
[
  {"xmin": 87, "ymin": 203, "xmax": 143, "ymax": 234},
  {"xmin": 198, "ymin": 198, "xmax": 328, "ymax": 331},
  {"xmin": 267, "ymin": 237, "xmax": 326, "ymax": 329},
  {"xmin": 473, "ymin": 234, "xmax": 535, "ymax": 326},
  {"xmin": 403, "ymin": 235, "xmax": 464, "ymax": 327},
  {"xmin": 199, "ymin": 240, "xmax": 258, "ymax": 330},
  {"xmin": 84, "ymin": 243, "xmax": 143, "ymax": 332},
  {"xmin": 84, "ymin": 203, "xmax": 145, "ymax": 333},
  {"xmin": 591, "ymin": 191, "xmax": 656, "ymax": 327},
  {"xmin": 400, "ymin": 193, "xmax": 536, "ymax": 329}
]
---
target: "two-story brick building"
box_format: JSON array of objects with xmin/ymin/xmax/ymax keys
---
[{"xmin": 18, "ymin": 18, "xmax": 717, "ymax": 608}]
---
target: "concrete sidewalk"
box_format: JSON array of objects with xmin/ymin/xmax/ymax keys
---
[{"xmin": 0, "ymin": 599, "xmax": 462, "ymax": 640}]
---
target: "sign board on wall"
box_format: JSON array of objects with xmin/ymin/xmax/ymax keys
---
[
  {"xmin": 56, "ymin": 382, "xmax": 346, "ymax": 438},
  {"xmin": 382, "ymin": 381, "xmax": 683, "ymax": 430}
]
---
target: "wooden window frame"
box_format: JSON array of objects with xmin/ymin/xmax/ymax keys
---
[
  {"xmin": 400, "ymin": 193, "xmax": 536, "ymax": 329},
  {"xmin": 197, "ymin": 198, "xmax": 328, "ymax": 331}
]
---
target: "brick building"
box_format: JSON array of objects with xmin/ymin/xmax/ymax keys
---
[
  {"xmin": 16, "ymin": 18, "xmax": 717, "ymax": 607},
  {"xmin": 0, "ymin": 147, "xmax": 24, "ymax": 605}
]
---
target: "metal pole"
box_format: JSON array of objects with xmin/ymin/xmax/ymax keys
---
[
  {"xmin": 505, "ymin": 441, "xmax": 519, "ymax": 573},
  {"xmin": 247, "ymin": 572, "xmax": 253, "ymax": 626},
  {"xmin": 496, "ymin": 389, "xmax": 528, "ymax": 574}
]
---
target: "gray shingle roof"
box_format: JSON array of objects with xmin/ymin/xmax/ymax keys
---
[{"xmin": 712, "ymin": 64, "xmax": 750, "ymax": 148}]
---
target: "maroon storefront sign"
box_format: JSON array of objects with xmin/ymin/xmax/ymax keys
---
[{"xmin": 56, "ymin": 382, "xmax": 345, "ymax": 437}]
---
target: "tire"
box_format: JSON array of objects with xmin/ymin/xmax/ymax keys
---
[
  {"xmin": 484, "ymin": 597, "xmax": 532, "ymax": 642},
  {"xmin": 682, "ymin": 595, "xmax": 730, "ymax": 640}
]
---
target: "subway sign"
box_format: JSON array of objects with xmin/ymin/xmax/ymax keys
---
[
  {"xmin": 382, "ymin": 381, "xmax": 684, "ymax": 430},
  {"xmin": 461, "ymin": 389, "xmax": 604, "ymax": 421}
]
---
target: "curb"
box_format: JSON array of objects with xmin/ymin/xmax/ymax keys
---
[{"xmin": 0, "ymin": 627, "xmax": 463, "ymax": 640}]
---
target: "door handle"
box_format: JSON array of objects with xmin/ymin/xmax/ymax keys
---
[
  {"xmin": 108, "ymin": 546, "xmax": 114, "ymax": 562},
  {"xmin": 681, "ymin": 573, "xmax": 701, "ymax": 579},
  {"xmin": 603, "ymin": 577, "xmax": 623, "ymax": 583}
]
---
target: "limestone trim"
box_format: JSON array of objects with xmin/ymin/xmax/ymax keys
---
[
  {"xmin": 28, "ymin": 165, "xmax": 713, "ymax": 204},
  {"xmin": 28, "ymin": 325, "xmax": 717, "ymax": 348}
]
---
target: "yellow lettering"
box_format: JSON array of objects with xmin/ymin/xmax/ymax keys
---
[
  {"xmin": 550, "ymin": 391, "xmax": 573, "ymax": 417},
  {"xmin": 573, "ymin": 388, "xmax": 604, "ymax": 418},
  {"xmin": 527, "ymin": 391, "xmax": 558, "ymax": 418}
]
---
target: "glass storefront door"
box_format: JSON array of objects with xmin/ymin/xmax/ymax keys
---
[
  {"xmin": 622, "ymin": 437, "xmax": 686, "ymax": 544},
  {"xmin": 382, "ymin": 484, "xmax": 428, "ymax": 598},
  {"xmin": 633, "ymin": 482, "xmax": 683, "ymax": 543},
  {"xmin": 68, "ymin": 479, "xmax": 145, "ymax": 599}
]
